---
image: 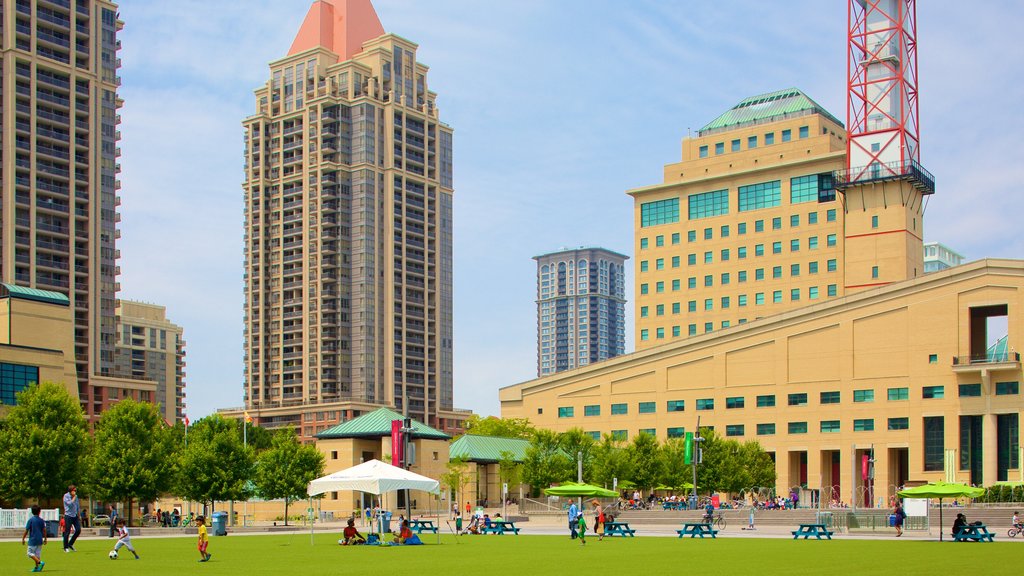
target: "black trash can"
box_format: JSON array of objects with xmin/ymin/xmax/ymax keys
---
[{"xmin": 45, "ymin": 520, "xmax": 60, "ymax": 538}]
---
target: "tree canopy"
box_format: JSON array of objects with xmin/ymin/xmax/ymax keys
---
[
  {"xmin": 462, "ymin": 415, "xmax": 536, "ymax": 439},
  {"xmin": 253, "ymin": 429, "xmax": 325, "ymax": 525},
  {"xmin": 0, "ymin": 382, "xmax": 91, "ymax": 502},
  {"xmin": 175, "ymin": 414, "xmax": 255, "ymax": 509}
]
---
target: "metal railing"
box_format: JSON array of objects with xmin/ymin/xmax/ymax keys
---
[
  {"xmin": 0, "ymin": 508, "xmax": 60, "ymax": 529},
  {"xmin": 833, "ymin": 158, "xmax": 935, "ymax": 194},
  {"xmin": 953, "ymin": 352, "xmax": 1020, "ymax": 365}
]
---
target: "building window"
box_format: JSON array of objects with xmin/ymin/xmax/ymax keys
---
[
  {"xmin": 773, "ymin": 242, "xmax": 782, "ymax": 255},
  {"xmin": 888, "ymin": 417, "xmax": 909, "ymax": 431},
  {"xmin": 755, "ymin": 293, "xmax": 765, "ymax": 305},
  {"xmin": 790, "ymin": 214, "xmax": 800, "ymax": 227},
  {"xmin": 640, "ymin": 261, "xmax": 649, "ymax": 273},
  {"xmin": 688, "ymin": 190, "xmax": 729, "ymax": 219},
  {"xmin": 788, "ymin": 421, "xmax": 807, "ymax": 434},
  {"xmin": 757, "ymin": 423, "xmax": 775, "ymax": 435},
  {"xmin": 655, "ymin": 259, "xmax": 664, "ymax": 270},
  {"xmin": 747, "ymin": 136, "xmax": 757, "ymax": 149},
  {"xmin": 888, "ymin": 387, "xmax": 909, "ymax": 401},
  {"xmin": 772, "ymin": 217, "xmax": 782, "ymax": 230},
  {"xmin": 726, "ymin": 425, "xmax": 745, "ymax": 437},
  {"xmin": 731, "ymin": 139, "xmax": 741, "ymax": 152},
  {"xmin": 721, "ymin": 225, "xmax": 730, "ymax": 238},
  {"xmin": 672, "ymin": 326, "xmax": 680, "ymax": 337},
  {"xmin": 923, "ymin": 416, "xmax": 944, "ymax": 471},
  {"xmin": 671, "ymin": 280, "xmax": 680, "ymax": 291},
  {"xmin": 611, "ymin": 403, "xmax": 628, "ymax": 415},
  {"xmin": 958, "ymin": 384, "xmax": 981, "ymax": 397},
  {"xmin": 755, "ymin": 219, "xmax": 764, "ymax": 232},
  {"xmin": 827, "ymin": 234, "xmax": 837, "ymax": 247},
  {"xmin": 755, "ymin": 268, "xmax": 765, "ymax": 280},
  {"xmin": 640, "ymin": 329, "xmax": 648, "ymax": 341},
  {"xmin": 721, "ymin": 249, "xmax": 730, "ymax": 261},
  {"xmin": 640, "ymin": 284, "xmax": 648, "ymax": 295},
  {"xmin": 558, "ymin": 407, "xmax": 574, "ymax": 418},
  {"xmin": 688, "ymin": 300, "xmax": 696, "ymax": 312},
  {"xmin": 641, "ymin": 198, "xmax": 680, "ymax": 227},
  {"xmin": 639, "ymin": 428, "xmax": 656, "ymax": 437},
  {"xmin": 666, "ymin": 400, "xmax": 685, "ymax": 412},
  {"xmin": 872, "ymin": 266, "xmax": 879, "ymax": 279},
  {"xmin": 999, "ymin": 414, "xmax": 1020, "ymax": 476},
  {"xmin": 0, "ymin": 363, "xmax": 39, "ymax": 405},
  {"xmin": 841, "ymin": 390, "xmax": 870, "ymax": 405},
  {"xmin": 820, "ymin": 391, "xmax": 840, "ymax": 404},
  {"xmin": 672, "ymin": 233, "xmax": 680, "ymax": 245},
  {"xmin": 640, "ymin": 238, "xmax": 648, "ymax": 249},
  {"xmin": 809, "ymin": 261, "xmax": 819, "ymax": 274},
  {"xmin": 820, "ymin": 420, "xmax": 840, "ymax": 433},
  {"xmin": 688, "ymin": 230, "xmax": 696, "ymax": 242},
  {"xmin": 755, "ymin": 244, "xmax": 765, "ymax": 257},
  {"xmin": 688, "ymin": 254, "xmax": 696, "ymax": 265},
  {"xmin": 871, "ymin": 215, "xmax": 879, "ymax": 228},
  {"xmin": 584, "ymin": 405, "xmax": 600, "ymax": 417},
  {"xmin": 853, "ymin": 419, "xmax": 874, "ymax": 432},
  {"xmin": 808, "ymin": 211, "xmax": 818, "ymax": 224},
  {"xmin": 672, "ymin": 255, "xmax": 680, "ymax": 268},
  {"xmin": 699, "ymin": 145, "xmax": 708, "ymax": 158},
  {"xmin": 799, "ymin": 126, "xmax": 809, "ymax": 139},
  {"xmin": 772, "ymin": 290, "xmax": 782, "ymax": 303},
  {"xmin": 738, "ymin": 271, "xmax": 747, "ymax": 282},
  {"xmin": 996, "ymin": 381, "xmax": 1019, "ymax": 395},
  {"xmin": 738, "ymin": 181, "xmax": 781, "ymax": 212},
  {"xmin": 764, "ymin": 133, "xmax": 775, "ymax": 145},
  {"xmin": 827, "ymin": 284, "xmax": 837, "ymax": 297},
  {"xmin": 827, "ymin": 259, "xmax": 837, "ymax": 272},
  {"xmin": 738, "ymin": 247, "xmax": 747, "ymax": 259},
  {"xmin": 790, "ymin": 239, "xmax": 800, "ymax": 252},
  {"xmin": 772, "ymin": 266, "xmax": 782, "ymax": 279},
  {"xmin": 704, "ymin": 252, "xmax": 713, "ymax": 264},
  {"xmin": 791, "ymin": 263, "xmax": 800, "ymax": 276},
  {"xmin": 704, "ymin": 299, "xmax": 713, "ymax": 311},
  {"xmin": 667, "ymin": 427, "xmax": 686, "ymax": 439},
  {"xmin": 611, "ymin": 430, "xmax": 627, "ymax": 441},
  {"xmin": 756, "ymin": 394, "xmax": 775, "ymax": 407},
  {"xmin": 696, "ymin": 398, "xmax": 714, "ymax": 411},
  {"xmin": 781, "ymin": 129, "xmax": 792, "ymax": 142},
  {"xmin": 826, "ymin": 208, "xmax": 836, "ymax": 222},
  {"xmin": 656, "ymin": 235, "xmax": 664, "ymax": 247},
  {"xmin": 738, "ymin": 222, "xmax": 747, "ymax": 235},
  {"xmin": 688, "ymin": 324, "xmax": 697, "ymax": 336},
  {"xmin": 922, "ymin": 386, "xmax": 944, "ymax": 399},
  {"xmin": 788, "ymin": 393, "xmax": 807, "ymax": 406},
  {"xmin": 738, "ymin": 294, "xmax": 747, "ymax": 307},
  {"xmin": 638, "ymin": 401, "xmax": 656, "ymax": 414},
  {"xmin": 928, "ymin": 353, "xmax": 938, "ymax": 364},
  {"xmin": 656, "ymin": 327, "xmax": 664, "ymax": 339},
  {"xmin": 721, "ymin": 296, "xmax": 730, "ymax": 309},
  {"xmin": 715, "ymin": 142, "xmax": 724, "ymax": 155},
  {"xmin": 726, "ymin": 397, "xmax": 745, "ymax": 409},
  {"xmin": 808, "ymin": 237, "xmax": 818, "ymax": 250}
]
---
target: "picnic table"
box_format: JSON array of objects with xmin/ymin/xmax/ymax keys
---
[
  {"xmin": 409, "ymin": 519, "xmax": 437, "ymax": 534},
  {"xmin": 677, "ymin": 522, "xmax": 718, "ymax": 538},
  {"xmin": 603, "ymin": 521, "xmax": 636, "ymax": 537},
  {"xmin": 481, "ymin": 520, "xmax": 520, "ymax": 535},
  {"xmin": 954, "ymin": 524, "xmax": 995, "ymax": 542},
  {"xmin": 662, "ymin": 501, "xmax": 686, "ymax": 511},
  {"xmin": 791, "ymin": 523, "xmax": 833, "ymax": 540}
]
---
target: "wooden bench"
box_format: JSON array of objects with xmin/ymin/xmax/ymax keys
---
[
  {"xmin": 791, "ymin": 523, "xmax": 833, "ymax": 540},
  {"xmin": 954, "ymin": 524, "xmax": 995, "ymax": 542},
  {"xmin": 409, "ymin": 520, "xmax": 438, "ymax": 534},
  {"xmin": 677, "ymin": 522, "xmax": 718, "ymax": 538},
  {"xmin": 603, "ymin": 521, "xmax": 636, "ymax": 537}
]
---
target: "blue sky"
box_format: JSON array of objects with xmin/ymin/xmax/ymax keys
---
[{"xmin": 114, "ymin": 0, "xmax": 1024, "ymax": 420}]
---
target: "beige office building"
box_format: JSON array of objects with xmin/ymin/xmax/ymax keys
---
[
  {"xmin": 113, "ymin": 300, "xmax": 186, "ymax": 423},
  {"xmin": 630, "ymin": 89, "xmax": 927, "ymax": 347},
  {"xmin": 234, "ymin": 0, "xmax": 461, "ymax": 441}
]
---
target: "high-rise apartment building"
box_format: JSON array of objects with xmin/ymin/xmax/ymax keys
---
[
  {"xmin": 235, "ymin": 0, "xmax": 460, "ymax": 440},
  {"xmin": 534, "ymin": 247, "xmax": 627, "ymax": 376},
  {"xmin": 113, "ymin": 300, "xmax": 185, "ymax": 423},
  {"xmin": 924, "ymin": 242, "xmax": 964, "ymax": 273},
  {"xmin": 0, "ymin": 0, "xmax": 125, "ymax": 418}
]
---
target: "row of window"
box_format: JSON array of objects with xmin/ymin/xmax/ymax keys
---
[
  {"xmin": 555, "ymin": 384, "xmax": 1019, "ymax": 419},
  {"xmin": 640, "ymin": 209, "xmax": 838, "ymax": 246},
  {"xmin": 640, "ymin": 245, "xmax": 838, "ymax": 275},
  {"xmin": 640, "ymin": 284, "xmax": 837, "ymax": 319},
  {"xmin": 577, "ymin": 417, "xmax": 907, "ymax": 442},
  {"xmin": 697, "ymin": 126, "xmax": 810, "ymax": 160}
]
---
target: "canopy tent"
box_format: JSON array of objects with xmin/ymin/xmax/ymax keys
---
[
  {"xmin": 306, "ymin": 459, "xmax": 441, "ymax": 545},
  {"xmin": 544, "ymin": 482, "xmax": 618, "ymax": 498},
  {"xmin": 897, "ymin": 481, "xmax": 984, "ymax": 541},
  {"xmin": 307, "ymin": 459, "xmax": 440, "ymax": 497}
]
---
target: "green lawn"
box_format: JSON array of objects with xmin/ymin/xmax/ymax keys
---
[{"xmin": 2, "ymin": 532, "xmax": 1017, "ymax": 575}]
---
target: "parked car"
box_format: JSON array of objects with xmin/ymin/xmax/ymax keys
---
[{"xmin": 92, "ymin": 514, "xmax": 110, "ymax": 526}]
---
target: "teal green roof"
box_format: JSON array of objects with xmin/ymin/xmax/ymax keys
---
[
  {"xmin": 0, "ymin": 283, "xmax": 69, "ymax": 306},
  {"xmin": 698, "ymin": 88, "xmax": 843, "ymax": 136},
  {"xmin": 449, "ymin": 435, "xmax": 531, "ymax": 463},
  {"xmin": 315, "ymin": 407, "xmax": 450, "ymax": 440}
]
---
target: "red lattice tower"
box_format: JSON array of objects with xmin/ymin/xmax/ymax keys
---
[{"xmin": 844, "ymin": 0, "xmax": 931, "ymax": 192}]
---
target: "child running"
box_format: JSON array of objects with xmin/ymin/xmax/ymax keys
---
[
  {"xmin": 112, "ymin": 518, "xmax": 140, "ymax": 559},
  {"xmin": 577, "ymin": 512, "xmax": 587, "ymax": 546},
  {"xmin": 196, "ymin": 515, "xmax": 211, "ymax": 562},
  {"xmin": 22, "ymin": 504, "xmax": 46, "ymax": 572}
]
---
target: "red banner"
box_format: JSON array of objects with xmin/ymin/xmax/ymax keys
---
[{"xmin": 391, "ymin": 420, "xmax": 403, "ymax": 466}]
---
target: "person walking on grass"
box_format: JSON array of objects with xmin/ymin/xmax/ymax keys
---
[
  {"xmin": 23, "ymin": 504, "xmax": 46, "ymax": 572},
  {"xmin": 592, "ymin": 500, "xmax": 605, "ymax": 541},
  {"xmin": 577, "ymin": 511, "xmax": 587, "ymax": 546},
  {"xmin": 112, "ymin": 518, "xmax": 140, "ymax": 559},
  {"xmin": 893, "ymin": 501, "xmax": 906, "ymax": 537},
  {"xmin": 196, "ymin": 515, "xmax": 211, "ymax": 562},
  {"xmin": 62, "ymin": 484, "xmax": 80, "ymax": 552},
  {"xmin": 568, "ymin": 500, "xmax": 579, "ymax": 539},
  {"xmin": 109, "ymin": 504, "xmax": 118, "ymax": 538}
]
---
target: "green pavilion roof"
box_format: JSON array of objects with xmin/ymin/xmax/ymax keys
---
[
  {"xmin": 698, "ymin": 88, "xmax": 843, "ymax": 137},
  {"xmin": 448, "ymin": 434, "xmax": 531, "ymax": 464},
  {"xmin": 0, "ymin": 283, "xmax": 70, "ymax": 306},
  {"xmin": 315, "ymin": 407, "xmax": 450, "ymax": 440}
]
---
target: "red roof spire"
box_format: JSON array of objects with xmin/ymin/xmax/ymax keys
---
[{"xmin": 288, "ymin": 0, "xmax": 385, "ymax": 60}]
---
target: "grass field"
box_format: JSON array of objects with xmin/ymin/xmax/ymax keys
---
[{"xmin": 2, "ymin": 532, "xmax": 1017, "ymax": 575}]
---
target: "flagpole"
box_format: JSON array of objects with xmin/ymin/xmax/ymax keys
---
[{"xmin": 243, "ymin": 414, "xmax": 248, "ymax": 527}]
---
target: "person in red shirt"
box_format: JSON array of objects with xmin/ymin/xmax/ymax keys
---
[
  {"xmin": 340, "ymin": 518, "xmax": 366, "ymax": 545},
  {"xmin": 393, "ymin": 520, "xmax": 413, "ymax": 544}
]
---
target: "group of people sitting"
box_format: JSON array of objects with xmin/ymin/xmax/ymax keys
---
[
  {"xmin": 459, "ymin": 512, "xmax": 502, "ymax": 534},
  {"xmin": 339, "ymin": 517, "xmax": 423, "ymax": 546}
]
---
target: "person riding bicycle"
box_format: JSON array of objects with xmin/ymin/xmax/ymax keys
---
[
  {"xmin": 1013, "ymin": 511, "xmax": 1023, "ymax": 531},
  {"xmin": 703, "ymin": 502, "xmax": 715, "ymax": 524}
]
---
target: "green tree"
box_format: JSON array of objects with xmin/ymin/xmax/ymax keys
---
[
  {"xmin": 626, "ymin": 431, "xmax": 662, "ymax": 493},
  {"xmin": 439, "ymin": 456, "xmax": 472, "ymax": 512},
  {"xmin": 0, "ymin": 382, "xmax": 90, "ymax": 502},
  {"xmin": 87, "ymin": 399, "xmax": 175, "ymax": 526},
  {"xmin": 175, "ymin": 414, "xmax": 255, "ymax": 511},
  {"xmin": 558, "ymin": 428, "xmax": 596, "ymax": 482},
  {"xmin": 462, "ymin": 415, "xmax": 536, "ymax": 439},
  {"xmin": 237, "ymin": 419, "xmax": 274, "ymax": 452},
  {"xmin": 658, "ymin": 438, "xmax": 690, "ymax": 490},
  {"xmin": 591, "ymin": 433, "xmax": 632, "ymax": 490},
  {"xmin": 739, "ymin": 440, "xmax": 776, "ymax": 491},
  {"xmin": 522, "ymin": 429, "xmax": 572, "ymax": 494},
  {"xmin": 497, "ymin": 450, "xmax": 522, "ymax": 501},
  {"xmin": 253, "ymin": 429, "xmax": 325, "ymax": 525}
]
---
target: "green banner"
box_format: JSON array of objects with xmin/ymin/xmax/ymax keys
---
[{"xmin": 684, "ymin": 432, "xmax": 693, "ymax": 465}]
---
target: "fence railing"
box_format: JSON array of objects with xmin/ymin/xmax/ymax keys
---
[
  {"xmin": 519, "ymin": 497, "xmax": 565, "ymax": 514},
  {"xmin": 0, "ymin": 508, "xmax": 60, "ymax": 529}
]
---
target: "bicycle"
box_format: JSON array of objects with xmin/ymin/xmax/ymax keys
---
[
  {"xmin": 702, "ymin": 512, "xmax": 727, "ymax": 530},
  {"xmin": 1008, "ymin": 524, "xmax": 1024, "ymax": 538}
]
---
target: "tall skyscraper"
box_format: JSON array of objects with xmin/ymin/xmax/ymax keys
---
[
  {"xmin": 0, "ymin": 0, "xmax": 125, "ymax": 418},
  {"xmin": 113, "ymin": 300, "xmax": 186, "ymax": 423},
  {"xmin": 236, "ymin": 0, "xmax": 459, "ymax": 439},
  {"xmin": 534, "ymin": 247, "xmax": 627, "ymax": 376}
]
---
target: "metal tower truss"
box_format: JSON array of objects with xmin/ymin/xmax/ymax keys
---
[{"xmin": 838, "ymin": 0, "xmax": 934, "ymax": 194}]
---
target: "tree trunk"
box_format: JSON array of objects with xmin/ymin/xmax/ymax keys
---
[{"xmin": 284, "ymin": 498, "xmax": 289, "ymax": 526}]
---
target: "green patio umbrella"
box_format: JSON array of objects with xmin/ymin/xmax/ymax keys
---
[
  {"xmin": 897, "ymin": 481, "xmax": 984, "ymax": 541},
  {"xmin": 544, "ymin": 482, "xmax": 618, "ymax": 498}
]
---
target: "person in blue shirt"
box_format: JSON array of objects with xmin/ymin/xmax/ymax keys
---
[
  {"xmin": 568, "ymin": 500, "xmax": 579, "ymax": 539},
  {"xmin": 22, "ymin": 504, "xmax": 47, "ymax": 572},
  {"xmin": 703, "ymin": 501, "xmax": 715, "ymax": 524},
  {"xmin": 62, "ymin": 484, "xmax": 81, "ymax": 552},
  {"xmin": 109, "ymin": 504, "xmax": 118, "ymax": 538}
]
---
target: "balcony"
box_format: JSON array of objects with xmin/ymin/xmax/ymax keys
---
[
  {"xmin": 952, "ymin": 352, "xmax": 1021, "ymax": 375},
  {"xmin": 833, "ymin": 159, "xmax": 935, "ymax": 195}
]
